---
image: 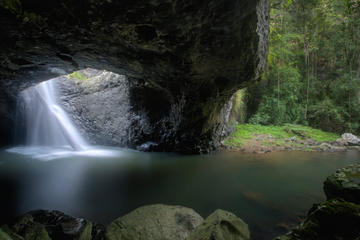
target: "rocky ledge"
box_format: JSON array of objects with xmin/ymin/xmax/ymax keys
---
[{"xmin": 0, "ymin": 205, "xmax": 250, "ymax": 240}]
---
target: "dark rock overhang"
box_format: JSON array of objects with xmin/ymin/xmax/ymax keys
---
[{"xmin": 0, "ymin": 0, "xmax": 269, "ymax": 153}]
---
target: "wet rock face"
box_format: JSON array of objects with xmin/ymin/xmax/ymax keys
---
[
  {"xmin": 56, "ymin": 68, "xmax": 159, "ymax": 148},
  {"xmin": 0, "ymin": 0, "xmax": 269, "ymax": 153},
  {"xmin": 57, "ymin": 69, "xmax": 139, "ymax": 147}
]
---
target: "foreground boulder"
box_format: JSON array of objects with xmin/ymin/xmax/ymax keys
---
[
  {"xmin": 1, "ymin": 214, "xmax": 51, "ymax": 240},
  {"xmin": 324, "ymin": 163, "xmax": 360, "ymax": 204},
  {"xmin": 1, "ymin": 206, "xmax": 251, "ymax": 240},
  {"xmin": 106, "ymin": 204, "xmax": 203, "ymax": 240},
  {"xmin": 29, "ymin": 210, "xmax": 92, "ymax": 240},
  {"xmin": 274, "ymin": 199, "xmax": 360, "ymax": 240},
  {"xmin": 1, "ymin": 210, "xmax": 93, "ymax": 240},
  {"xmin": 187, "ymin": 209, "xmax": 250, "ymax": 240},
  {"xmin": 0, "ymin": 228, "xmax": 12, "ymax": 240}
]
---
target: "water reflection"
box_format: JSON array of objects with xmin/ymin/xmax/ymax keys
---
[
  {"xmin": 6, "ymin": 146, "xmax": 130, "ymax": 161},
  {"xmin": 0, "ymin": 148, "xmax": 359, "ymax": 240}
]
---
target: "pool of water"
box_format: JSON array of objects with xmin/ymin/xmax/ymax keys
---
[{"xmin": 0, "ymin": 147, "xmax": 359, "ymax": 239}]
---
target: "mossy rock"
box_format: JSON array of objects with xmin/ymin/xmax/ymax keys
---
[
  {"xmin": 274, "ymin": 199, "xmax": 360, "ymax": 240},
  {"xmin": 29, "ymin": 210, "xmax": 92, "ymax": 240},
  {"xmin": 6, "ymin": 215, "xmax": 51, "ymax": 240},
  {"xmin": 106, "ymin": 204, "xmax": 203, "ymax": 240},
  {"xmin": 187, "ymin": 209, "xmax": 250, "ymax": 240},
  {"xmin": 324, "ymin": 163, "xmax": 360, "ymax": 204},
  {"xmin": 0, "ymin": 225, "xmax": 23, "ymax": 240},
  {"xmin": 0, "ymin": 228, "xmax": 14, "ymax": 240}
]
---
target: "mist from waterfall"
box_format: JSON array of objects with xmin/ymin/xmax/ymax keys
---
[{"xmin": 16, "ymin": 79, "xmax": 88, "ymax": 150}]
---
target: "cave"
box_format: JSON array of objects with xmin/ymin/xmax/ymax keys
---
[{"xmin": 0, "ymin": 0, "xmax": 269, "ymax": 153}]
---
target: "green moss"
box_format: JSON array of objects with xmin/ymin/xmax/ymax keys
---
[
  {"xmin": 282, "ymin": 124, "xmax": 339, "ymax": 142},
  {"xmin": 78, "ymin": 221, "xmax": 92, "ymax": 240},
  {"xmin": 229, "ymin": 88, "xmax": 247, "ymax": 125},
  {"xmin": 69, "ymin": 71, "xmax": 87, "ymax": 81}
]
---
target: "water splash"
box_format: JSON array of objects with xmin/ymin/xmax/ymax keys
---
[{"xmin": 17, "ymin": 79, "xmax": 88, "ymax": 150}]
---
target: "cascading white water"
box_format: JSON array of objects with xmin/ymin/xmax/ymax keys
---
[{"xmin": 18, "ymin": 80, "xmax": 88, "ymax": 150}]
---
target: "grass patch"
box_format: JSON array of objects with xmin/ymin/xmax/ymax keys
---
[
  {"xmin": 224, "ymin": 124, "xmax": 340, "ymax": 147},
  {"xmin": 282, "ymin": 124, "xmax": 339, "ymax": 142},
  {"xmin": 69, "ymin": 71, "xmax": 87, "ymax": 81}
]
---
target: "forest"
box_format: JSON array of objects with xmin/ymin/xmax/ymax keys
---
[{"xmin": 247, "ymin": 0, "xmax": 360, "ymax": 135}]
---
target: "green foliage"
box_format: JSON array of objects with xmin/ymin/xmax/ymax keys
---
[
  {"xmin": 69, "ymin": 71, "xmax": 87, "ymax": 81},
  {"xmin": 247, "ymin": 0, "xmax": 360, "ymax": 135}
]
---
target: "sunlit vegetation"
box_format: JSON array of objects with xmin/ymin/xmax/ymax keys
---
[{"xmin": 69, "ymin": 71, "xmax": 87, "ymax": 81}]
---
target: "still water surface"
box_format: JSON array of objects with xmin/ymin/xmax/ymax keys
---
[{"xmin": 0, "ymin": 147, "xmax": 359, "ymax": 239}]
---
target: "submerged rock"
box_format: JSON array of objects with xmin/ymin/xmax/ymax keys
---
[
  {"xmin": 274, "ymin": 199, "xmax": 360, "ymax": 240},
  {"xmin": 324, "ymin": 163, "xmax": 360, "ymax": 204},
  {"xmin": 187, "ymin": 209, "xmax": 250, "ymax": 240},
  {"xmin": 106, "ymin": 204, "xmax": 203, "ymax": 240}
]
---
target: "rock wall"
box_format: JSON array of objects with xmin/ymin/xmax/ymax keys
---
[{"xmin": 0, "ymin": 0, "xmax": 269, "ymax": 153}]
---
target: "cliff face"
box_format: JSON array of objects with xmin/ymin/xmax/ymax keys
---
[{"xmin": 0, "ymin": 0, "xmax": 269, "ymax": 153}]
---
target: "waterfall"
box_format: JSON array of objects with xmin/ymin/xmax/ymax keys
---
[{"xmin": 17, "ymin": 80, "xmax": 88, "ymax": 151}]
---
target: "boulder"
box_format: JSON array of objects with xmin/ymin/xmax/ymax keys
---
[
  {"xmin": 334, "ymin": 138, "xmax": 348, "ymax": 147},
  {"xmin": 28, "ymin": 210, "xmax": 92, "ymax": 240},
  {"xmin": 2, "ymin": 214, "xmax": 51, "ymax": 240},
  {"xmin": 0, "ymin": 228, "xmax": 13, "ymax": 240},
  {"xmin": 273, "ymin": 199, "xmax": 360, "ymax": 240},
  {"xmin": 342, "ymin": 133, "xmax": 360, "ymax": 146},
  {"xmin": 187, "ymin": 209, "xmax": 250, "ymax": 240},
  {"xmin": 0, "ymin": 226, "xmax": 23, "ymax": 240},
  {"xmin": 106, "ymin": 204, "xmax": 203, "ymax": 240},
  {"xmin": 324, "ymin": 163, "xmax": 360, "ymax": 204}
]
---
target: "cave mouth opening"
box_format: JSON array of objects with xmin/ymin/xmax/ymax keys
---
[{"xmin": 8, "ymin": 68, "xmax": 128, "ymax": 160}]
